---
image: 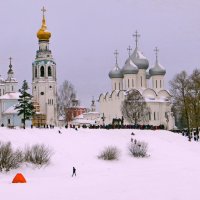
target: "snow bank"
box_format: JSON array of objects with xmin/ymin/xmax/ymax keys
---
[{"xmin": 0, "ymin": 128, "xmax": 200, "ymax": 200}]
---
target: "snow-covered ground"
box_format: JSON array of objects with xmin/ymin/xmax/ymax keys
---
[{"xmin": 1, "ymin": 127, "xmax": 200, "ymax": 200}]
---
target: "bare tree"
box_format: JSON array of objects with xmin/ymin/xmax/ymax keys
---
[
  {"xmin": 121, "ymin": 89, "xmax": 150, "ymax": 125},
  {"xmin": 188, "ymin": 69, "xmax": 200, "ymax": 134},
  {"xmin": 169, "ymin": 71, "xmax": 191, "ymax": 132},
  {"xmin": 57, "ymin": 80, "xmax": 77, "ymax": 123}
]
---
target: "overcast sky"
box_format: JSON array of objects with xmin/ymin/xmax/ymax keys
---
[{"xmin": 0, "ymin": 0, "xmax": 200, "ymax": 107}]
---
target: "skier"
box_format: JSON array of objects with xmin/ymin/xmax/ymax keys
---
[{"xmin": 72, "ymin": 167, "xmax": 76, "ymax": 177}]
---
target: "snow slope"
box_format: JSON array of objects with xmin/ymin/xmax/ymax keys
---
[{"xmin": 0, "ymin": 127, "xmax": 200, "ymax": 200}]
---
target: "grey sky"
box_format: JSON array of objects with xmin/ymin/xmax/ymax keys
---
[{"xmin": 0, "ymin": 0, "xmax": 200, "ymax": 107}]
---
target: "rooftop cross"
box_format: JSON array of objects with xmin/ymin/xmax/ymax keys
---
[
  {"xmin": 133, "ymin": 30, "xmax": 140, "ymax": 48},
  {"xmin": 114, "ymin": 50, "xmax": 119, "ymax": 65},
  {"xmin": 127, "ymin": 45, "xmax": 132, "ymax": 57},
  {"xmin": 41, "ymin": 6, "xmax": 46, "ymax": 18},
  {"xmin": 154, "ymin": 47, "xmax": 159, "ymax": 62},
  {"xmin": 9, "ymin": 57, "xmax": 12, "ymax": 66}
]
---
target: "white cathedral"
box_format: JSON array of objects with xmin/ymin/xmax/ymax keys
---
[{"xmin": 99, "ymin": 32, "xmax": 175, "ymax": 130}]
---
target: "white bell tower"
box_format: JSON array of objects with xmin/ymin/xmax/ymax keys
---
[{"xmin": 32, "ymin": 7, "xmax": 57, "ymax": 125}]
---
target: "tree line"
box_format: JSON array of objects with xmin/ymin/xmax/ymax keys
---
[{"xmin": 169, "ymin": 69, "xmax": 200, "ymax": 134}]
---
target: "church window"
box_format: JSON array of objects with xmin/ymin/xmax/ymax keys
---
[
  {"xmin": 128, "ymin": 79, "xmax": 129, "ymax": 88},
  {"xmin": 35, "ymin": 68, "xmax": 37, "ymax": 78},
  {"xmin": 141, "ymin": 76, "xmax": 142, "ymax": 87},
  {"xmin": 115, "ymin": 83, "xmax": 116, "ymax": 90},
  {"xmin": 132, "ymin": 79, "xmax": 134, "ymax": 87},
  {"xmin": 119, "ymin": 83, "xmax": 120, "ymax": 90},
  {"xmin": 0, "ymin": 89, "xmax": 1, "ymax": 96},
  {"xmin": 35, "ymin": 86, "xmax": 36, "ymax": 89},
  {"xmin": 8, "ymin": 119, "xmax": 10, "ymax": 125},
  {"xmin": 40, "ymin": 66, "xmax": 45, "ymax": 77},
  {"xmin": 49, "ymin": 85, "xmax": 52, "ymax": 89},
  {"xmin": 52, "ymin": 99, "xmax": 53, "ymax": 105},
  {"xmin": 48, "ymin": 66, "xmax": 52, "ymax": 76},
  {"xmin": 154, "ymin": 112, "xmax": 156, "ymax": 120},
  {"xmin": 40, "ymin": 92, "xmax": 44, "ymax": 95},
  {"xmin": 12, "ymin": 86, "xmax": 13, "ymax": 91},
  {"xmin": 149, "ymin": 112, "xmax": 151, "ymax": 120},
  {"xmin": 156, "ymin": 80, "xmax": 157, "ymax": 88},
  {"xmin": 3, "ymin": 89, "xmax": 4, "ymax": 95},
  {"xmin": 160, "ymin": 80, "xmax": 162, "ymax": 88}
]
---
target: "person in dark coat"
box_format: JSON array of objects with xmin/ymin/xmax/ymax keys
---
[{"xmin": 72, "ymin": 167, "xmax": 76, "ymax": 177}]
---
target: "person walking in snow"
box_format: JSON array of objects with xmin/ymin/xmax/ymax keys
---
[{"xmin": 72, "ymin": 167, "xmax": 76, "ymax": 177}]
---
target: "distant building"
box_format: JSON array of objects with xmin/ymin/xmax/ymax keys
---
[
  {"xmin": 0, "ymin": 59, "xmax": 31, "ymax": 127},
  {"xmin": 71, "ymin": 98, "xmax": 100, "ymax": 127},
  {"xmin": 65, "ymin": 98, "xmax": 87, "ymax": 123},
  {"xmin": 99, "ymin": 32, "xmax": 175, "ymax": 129}
]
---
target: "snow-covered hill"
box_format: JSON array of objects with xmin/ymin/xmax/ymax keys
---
[{"xmin": 1, "ymin": 127, "xmax": 200, "ymax": 200}]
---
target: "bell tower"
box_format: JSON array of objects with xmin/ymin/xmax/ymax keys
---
[{"xmin": 32, "ymin": 7, "xmax": 57, "ymax": 125}]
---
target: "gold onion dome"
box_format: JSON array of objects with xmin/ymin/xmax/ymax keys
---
[{"xmin": 37, "ymin": 8, "xmax": 51, "ymax": 41}]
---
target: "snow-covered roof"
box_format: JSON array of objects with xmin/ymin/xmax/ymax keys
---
[
  {"xmin": 72, "ymin": 118, "xmax": 96, "ymax": 125},
  {"xmin": 74, "ymin": 114, "xmax": 84, "ymax": 119},
  {"xmin": 0, "ymin": 92, "xmax": 20, "ymax": 100},
  {"xmin": 3, "ymin": 104, "xmax": 18, "ymax": 114}
]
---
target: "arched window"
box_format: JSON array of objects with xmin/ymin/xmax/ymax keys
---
[
  {"xmin": 35, "ymin": 68, "xmax": 37, "ymax": 78},
  {"xmin": 40, "ymin": 66, "xmax": 44, "ymax": 77},
  {"xmin": 48, "ymin": 66, "xmax": 52, "ymax": 76}
]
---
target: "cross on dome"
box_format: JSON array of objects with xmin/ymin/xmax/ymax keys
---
[
  {"xmin": 154, "ymin": 47, "xmax": 159, "ymax": 62},
  {"xmin": 114, "ymin": 50, "xmax": 119, "ymax": 65},
  {"xmin": 133, "ymin": 30, "xmax": 140, "ymax": 48},
  {"xmin": 41, "ymin": 6, "xmax": 46, "ymax": 18},
  {"xmin": 9, "ymin": 57, "xmax": 12, "ymax": 65},
  {"xmin": 127, "ymin": 45, "xmax": 132, "ymax": 57}
]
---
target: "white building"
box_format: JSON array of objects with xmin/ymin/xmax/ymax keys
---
[
  {"xmin": 32, "ymin": 8, "xmax": 58, "ymax": 126},
  {"xmin": 0, "ymin": 59, "xmax": 31, "ymax": 127},
  {"xmin": 99, "ymin": 32, "xmax": 175, "ymax": 129},
  {"xmin": 71, "ymin": 98, "xmax": 101, "ymax": 127}
]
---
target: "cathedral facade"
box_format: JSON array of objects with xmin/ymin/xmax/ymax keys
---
[
  {"xmin": 32, "ymin": 8, "xmax": 58, "ymax": 126},
  {"xmin": 99, "ymin": 32, "xmax": 175, "ymax": 129}
]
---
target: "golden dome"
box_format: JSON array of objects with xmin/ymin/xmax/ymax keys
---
[{"xmin": 37, "ymin": 9, "xmax": 51, "ymax": 41}]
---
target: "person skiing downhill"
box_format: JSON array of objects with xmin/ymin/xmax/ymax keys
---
[{"xmin": 72, "ymin": 167, "xmax": 76, "ymax": 177}]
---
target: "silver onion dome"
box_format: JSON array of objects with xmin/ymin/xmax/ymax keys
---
[
  {"xmin": 130, "ymin": 48, "xmax": 149, "ymax": 70},
  {"xmin": 149, "ymin": 61, "xmax": 166, "ymax": 76},
  {"xmin": 149, "ymin": 47, "xmax": 166, "ymax": 76},
  {"xmin": 109, "ymin": 64, "xmax": 123, "ymax": 78},
  {"xmin": 122, "ymin": 57, "xmax": 139, "ymax": 74}
]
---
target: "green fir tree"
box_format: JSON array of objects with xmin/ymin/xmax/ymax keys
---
[{"xmin": 15, "ymin": 80, "xmax": 35, "ymax": 129}]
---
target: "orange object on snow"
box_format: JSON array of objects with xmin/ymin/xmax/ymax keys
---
[{"xmin": 12, "ymin": 173, "xmax": 27, "ymax": 183}]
